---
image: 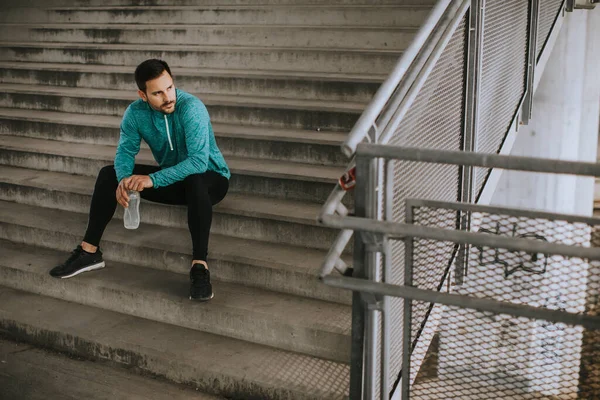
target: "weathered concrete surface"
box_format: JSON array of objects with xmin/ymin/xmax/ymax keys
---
[
  {"xmin": 0, "ymin": 62, "xmax": 382, "ymax": 102},
  {"xmin": 0, "ymin": 338, "xmax": 224, "ymax": 400},
  {"xmin": 0, "ymin": 286, "xmax": 349, "ymax": 400},
  {"xmin": 0, "ymin": 239, "xmax": 351, "ymax": 363},
  {"xmin": 0, "ymin": 135, "xmax": 341, "ymax": 203},
  {"xmin": 0, "ymin": 200, "xmax": 351, "ymax": 305}
]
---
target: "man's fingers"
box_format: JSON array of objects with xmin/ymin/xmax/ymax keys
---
[
  {"xmin": 130, "ymin": 178, "xmax": 144, "ymax": 192},
  {"xmin": 116, "ymin": 182, "xmax": 130, "ymax": 208},
  {"xmin": 120, "ymin": 175, "xmax": 150, "ymax": 195},
  {"xmin": 121, "ymin": 175, "xmax": 151, "ymax": 192}
]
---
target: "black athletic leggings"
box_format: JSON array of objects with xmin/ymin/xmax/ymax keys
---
[{"xmin": 83, "ymin": 164, "xmax": 229, "ymax": 261}]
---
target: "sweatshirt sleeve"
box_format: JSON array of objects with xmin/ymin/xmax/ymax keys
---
[
  {"xmin": 148, "ymin": 99, "xmax": 210, "ymax": 188},
  {"xmin": 114, "ymin": 106, "xmax": 141, "ymax": 183}
]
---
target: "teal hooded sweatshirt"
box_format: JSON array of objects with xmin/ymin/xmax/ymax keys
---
[{"xmin": 114, "ymin": 89, "xmax": 230, "ymax": 188}]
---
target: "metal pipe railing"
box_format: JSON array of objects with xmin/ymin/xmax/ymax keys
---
[
  {"xmin": 323, "ymin": 275, "xmax": 600, "ymax": 331},
  {"xmin": 316, "ymin": 1, "xmax": 579, "ymax": 397},
  {"xmin": 318, "ymin": 1, "xmax": 469, "ymax": 280},
  {"xmin": 342, "ymin": 0, "xmax": 453, "ymax": 157},
  {"xmin": 320, "ymin": 213, "xmax": 600, "ymax": 261},
  {"xmin": 379, "ymin": 0, "xmax": 470, "ymax": 145},
  {"xmin": 320, "ymin": 229, "xmax": 353, "ymax": 278},
  {"xmin": 356, "ymin": 144, "xmax": 600, "ymax": 177}
]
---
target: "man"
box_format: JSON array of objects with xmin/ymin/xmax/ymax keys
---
[{"xmin": 49, "ymin": 59, "xmax": 230, "ymax": 302}]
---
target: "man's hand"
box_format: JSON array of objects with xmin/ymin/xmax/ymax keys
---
[
  {"xmin": 124, "ymin": 175, "xmax": 153, "ymax": 192},
  {"xmin": 116, "ymin": 175, "xmax": 153, "ymax": 208}
]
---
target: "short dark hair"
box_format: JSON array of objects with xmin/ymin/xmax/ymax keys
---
[{"xmin": 134, "ymin": 59, "xmax": 172, "ymax": 92}]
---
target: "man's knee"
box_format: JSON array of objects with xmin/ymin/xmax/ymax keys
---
[
  {"xmin": 184, "ymin": 174, "xmax": 211, "ymax": 201},
  {"xmin": 97, "ymin": 165, "xmax": 117, "ymax": 185},
  {"xmin": 184, "ymin": 174, "xmax": 206, "ymax": 189}
]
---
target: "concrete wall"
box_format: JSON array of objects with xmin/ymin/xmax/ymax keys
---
[
  {"xmin": 491, "ymin": 8, "xmax": 600, "ymax": 216},
  {"xmin": 488, "ymin": 8, "xmax": 600, "ymax": 397}
]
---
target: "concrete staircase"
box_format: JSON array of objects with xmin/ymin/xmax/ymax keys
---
[{"xmin": 0, "ymin": 1, "xmax": 433, "ymax": 398}]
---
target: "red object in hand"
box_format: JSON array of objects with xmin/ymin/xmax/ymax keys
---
[{"xmin": 339, "ymin": 166, "xmax": 356, "ymax": 191}]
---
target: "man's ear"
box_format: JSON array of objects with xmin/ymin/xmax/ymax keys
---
[{"xmin": 138, "ymin": 89, "xmax": 147, "ymax": 102}]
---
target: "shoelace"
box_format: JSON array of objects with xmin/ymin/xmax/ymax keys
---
[
  {"xmin": 190, "ymin": 267, "xmax": 209, "ymax": 287},
  {"xmin": 64, "ymin": 246, "xmax": 84, "ymax": 265}
]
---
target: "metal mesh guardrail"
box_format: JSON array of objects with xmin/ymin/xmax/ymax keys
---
[
  {"xmin": 404, "ymin": 200, "xmax": 600, "ymax": 398},
  {"xmin": 385, "ymin": 15, "xmax": 468, "ymax": 395},
  {"xmin": 475, "ymin": 0, "xmax": 530, "ymax": 198},
  {"xmin": 318, "ymin": 1, "xmax": 576, "ymax": 398},
  {"xmin": 537, "ymin": 0, "xmax": 565, "ymax": 60}
]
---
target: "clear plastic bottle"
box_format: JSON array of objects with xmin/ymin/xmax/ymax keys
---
[{"xmin": 124, "ymin": 190, "xmax": 140, "ymax": 229}]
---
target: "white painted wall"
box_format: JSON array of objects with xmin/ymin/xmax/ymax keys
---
[
  {"xmin": 432, "ymin": 9, "xmax": 600, "ymax": 399},
  {"xmin": 491, "ymin": 8, "xmax": 600, "ymax": 215}
]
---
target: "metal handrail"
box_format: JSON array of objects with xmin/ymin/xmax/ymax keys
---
[
  {"xmin": 316, "ymin": 1, "xmax": 575, "ymax": 397},
  {"xmin": 323, "ymin": 275, "xmax": 600, "ymax": 330},
  {"xmin": 356, "ymin": 143, "xmax": 600, "ymax": 176},
  {"xmin": 342, "ymin": 0, "xmax": 453, "ymax": 157},
  {"xmin": 378, "ymin": 0, "xmax": 470, "ymax": 145},
  {"xmin": 318, "ymin": 1, "xmax": 467, "ymax": 277},
  {"xmin": 321, "ymin": 213, "xmax": 600, "ymax": 261}
]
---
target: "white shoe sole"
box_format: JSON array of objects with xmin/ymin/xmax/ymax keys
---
[
  {"xmin": 190, "ymin": 292, "xmax": 214, "ymax": 302},
  {"xmin": 60, "ymin": 261, "xmax": 105, "ymax": 279}
]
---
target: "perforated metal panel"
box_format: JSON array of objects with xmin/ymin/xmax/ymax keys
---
[
  {"xmin": 475, "ymin": 0, "xmax": 529, "ymax": 198},
  {"xmin": 537, "ymin": 0, "xmax": 564, "ymax": 60},
  {"xmin": 383, "ymin": 15, "xmax": 468, "ymax": 395},
  {"xmin": 405, "ymin": 202, "xmax": 600, "ymax": 399}
]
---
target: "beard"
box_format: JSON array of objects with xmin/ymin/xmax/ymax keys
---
[{"xmin": 149, "ymin": 100, "xmax": 175, "ymax": 114}]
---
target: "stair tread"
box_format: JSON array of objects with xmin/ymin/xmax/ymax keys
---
[
  {"xmin": 0, "ymin": 164, "xmax": 324, "ymax": 226},
  {"xmin": 0, "ymin": 107, "xmax": 349, "ymax": 145},
  {"xmin": 0, "ymin": 285, "xmax": 349, "ymax": 398},
  {"xmin": 0, "ymin": 239, "xmax": 351, "ymax": 336},
  {"xmin": 0, "ymin": 338, "xmax": 225, "ymax": 400},
  {"xmin": 1, "ymin": 22, "xmax": 418, "ymax": 32},
  {"xmin": 0, "ymin": 134, "xmax": 343, "ymax": 182},
  {"xmin": 0, "ymin": 40, "xmax": 403, "ymax": 54},
  {"xmin": 0, "ymin": 199, "xmax": 331, "ymax": 275},
  {"xmin": 0, "ymin": 82, "xmax": 367, "ymax": 112},
  {"xmin": 44, "ymin": 4, "xmax": 431, "ymax": 10},
  {"xmin": 0, "ymin": 61, "xmax": 386, "ymax": 82}
]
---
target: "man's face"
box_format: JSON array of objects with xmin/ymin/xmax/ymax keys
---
[{"xmin": 138, "ymin": 70, "xmax": 176, "ymax": 114}]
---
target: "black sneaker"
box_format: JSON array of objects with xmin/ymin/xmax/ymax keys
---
[
  {"xmin": 49, "ymin": 246, "xmax": 105, "ymax": 279},
  {"xmin": 189, "ymin": 264, "xmax": 213, "ymax": 301}
]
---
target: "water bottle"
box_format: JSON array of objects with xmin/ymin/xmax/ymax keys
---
[{"xmin": 124, "ymin": 190, "xmax": 140, "ymax": 229}]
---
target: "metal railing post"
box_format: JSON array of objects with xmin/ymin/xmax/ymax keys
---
[
  {"xmin": 401, "ymin": 203, "xmax": 414, "ymax": 399},
  {"xmin": 463, "ymin": 0, "xmax": 484, "ymax": 198},
  {"xmin": 458, "ymin": 0, "xmax": 484, "ymax": 285},
  {"xmin": 352, "ymin": 154, "xmax": 380, "ymax": 399},
  {"xmin": 381, "ymin": 239, "xmax": 391, "ymax": 399},
  {"xmin": 349, "ymin": 156, "xmax": 367, "ymax": 400},
  {"xmin": 380, "ymin": 159, "xmax": 394, "ymax": 399},
  {"xmin": 521, "ymin": 0, "xmax": 540, "ymax": 125}
]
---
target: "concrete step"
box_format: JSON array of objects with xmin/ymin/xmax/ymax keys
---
[
  {"xmin": 0, "ymin": 23, "xmax": 417, "ymax": 50},
  {"xmin": 0, "ymin": 338, "xmax": 225, "ymax": 400},
  {"xmin": 0, "ymin": 135, "xmax": 343, "ymax": 203},
  {"xmin": 0, "ymin": 62, "xmax": 383, "ymax": 103},
  {"xmin": 0, "ymin": 108, "xmax": 349, "ymax": 166},
  {"xmin": 0, "ymin": 6, "xmax": 431, "ymax": 28},
  {"xmin": 0, "ymin": 239, "xmax": 351, "ymax": 363},
  {"xmin": 0, "ymin": 165, "xmax": 346, "ymax": 252},
  {"xmin": 0, "ymin": 199, "xmax": 350, "ymax": 305},
  {"xmin": 3, "ymin": 0, "xmax": 435, "ymax": 6},
  {"xmin": 0, "ymin": 42, "xmax": 401, "ymax": 75},
  {"xmin": 0, "ymin": 83, "xmax": 363, "ymax": 132},
  {"xmin": 0, "ymin": 285, "xmax": 350, "ymax": 399}
]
